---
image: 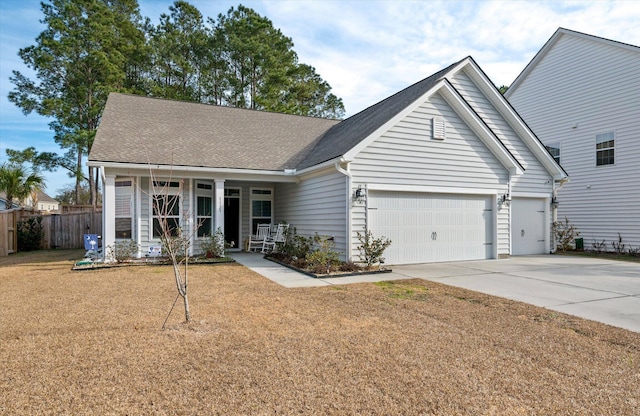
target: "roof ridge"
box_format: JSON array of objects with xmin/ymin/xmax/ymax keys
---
[{"xmin": 108, "ymin": 92, "xmax": 340, "ymax": 122}]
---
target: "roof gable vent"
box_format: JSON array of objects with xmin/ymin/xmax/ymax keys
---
[{"xmin": 432, "ymin": 116, "xmax": 445, "ymax": 140}]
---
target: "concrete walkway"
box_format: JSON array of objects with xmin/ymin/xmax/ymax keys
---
[
  {"xmin": 231, "ymin": 252, "xmax": 409, "ymax": 288},
  {"xmin": 231, "ymin": 252, "xmax": 640, "ymax": 333}
]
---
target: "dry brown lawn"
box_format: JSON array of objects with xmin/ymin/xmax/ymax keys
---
[{"xmin": 1, "ymin": 250, "xmax": 639, "ymax": 415}]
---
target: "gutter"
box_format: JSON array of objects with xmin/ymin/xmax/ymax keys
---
[{"xmin": 87, "ymin": 161, "xmax": 300, "ymax": 182}]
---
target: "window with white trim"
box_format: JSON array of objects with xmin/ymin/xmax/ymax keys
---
[
  {"xmin": 596, "ymin": 132, "xmax": 614, "ymax": 166},
  {"xmin": 115, "ymin": 179, "xmax": 133, "ymax": 239},
  {"xmin": 152, "ymin": 180, "xmax": 181, "ymax": 238},
  {"xmin": 196, "ymin": 182, "xmax": 213, "ymax": 238},
  {"xmin": 545, "ymin": 142, "xmax": 561, "ymax": 165},
  {"xmin": 250, "ymin": 188, "xmax": 273, "ymax": 234}
]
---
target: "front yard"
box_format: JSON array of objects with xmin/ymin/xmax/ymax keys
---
[{"xmin": 1, "ymin": 250, "xmax": 638, "ymax": 414}]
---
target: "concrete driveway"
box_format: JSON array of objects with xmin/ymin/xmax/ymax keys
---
[{"xmin": 391, "ymin": 255, "xmax": 640, "ymax": 333}]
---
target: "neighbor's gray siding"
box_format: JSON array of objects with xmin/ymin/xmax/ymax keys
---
[
  {"xmin": 275, "ymin": 170, "xmax": 348, "ymax": 258},
  {"xmin": 450, "ymin": 69, "xmax": 555, "ymax": 194},
  {"xmin": 507, "ymin": 33, "xmax": 640, "ymax": 247},
  {"xmin": 349, "ymin": 91, "xmax": 510, "ymax": 258}
]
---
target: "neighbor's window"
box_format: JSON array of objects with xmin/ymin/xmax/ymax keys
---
[
  {"xmin": 196, "ymin": 182, "xmax": 213, "ymax": 238},
  {"xmin": 596, "ymin": 132, "xmax": 614, "ymax": 166},
  {"xmin": 545, "ymin": 142, "xmax": 561, "ymax": 165},
  {"xmin": 152, "ymin": 180, "xmax": 181, "ymax": 238},
  {"xmin": 115, "ymin": 179, "xmax": 133, "ymax": 239},
  {"xmin": 250, "ymin": 188, "xmax": 273, "ymax": 234}
]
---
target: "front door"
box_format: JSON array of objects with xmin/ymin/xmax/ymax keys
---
[{"xmin": 224, "ymin": 190, "xmax": 240, "ymax": 248}]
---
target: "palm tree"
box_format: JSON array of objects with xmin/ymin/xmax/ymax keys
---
[{"xmin": 0, "ymin": 163, "xmax": 45, "ymax": 209}]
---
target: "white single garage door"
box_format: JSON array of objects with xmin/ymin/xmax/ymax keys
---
[
  {"xmin": 368, "ymin": 191, "xmax": 493, "ymax": 265},
  {"xmin": 511, "ymin": 197, "xmax": 547, "ymax": 255}
]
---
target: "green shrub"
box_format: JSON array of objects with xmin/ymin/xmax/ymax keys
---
[
  {"xmin": 305, "ymin": 233, "xmax": 341, "ymax": 274},
  {"xmin": 199, "ymin": 227, "xmax": 226, "ymax": 258},
  {"xmin": 107, "ymin": 240, "xmax": 139, "ymax": 262},
  {"xmin": 356, "ymin": 229, "xmax": 391, "ymax": 269},
  {"xmin": 280, "ymin": 227, "xmax": 314, "ymax": 259},
  {"xmin": 17, "ymin": 217, "xmax": 43, "ymax": 251}
]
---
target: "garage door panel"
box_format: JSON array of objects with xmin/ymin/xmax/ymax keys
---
[{"xmin": 369, "ymin": 191, "xmax": 493, "ymax": 265}]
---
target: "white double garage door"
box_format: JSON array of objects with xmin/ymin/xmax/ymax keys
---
[{"xmin": 368, "ymin": 191, "xmax": 546, "ymax": 265}]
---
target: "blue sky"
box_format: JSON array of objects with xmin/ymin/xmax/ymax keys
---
[{"xmin": 1, "ymin": 0, "xmax": 639, "ymax": 197}]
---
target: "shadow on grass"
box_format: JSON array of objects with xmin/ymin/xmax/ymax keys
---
[{"xmin": 0, "ymin": 249, "xmax": 85, "ymax": 267}]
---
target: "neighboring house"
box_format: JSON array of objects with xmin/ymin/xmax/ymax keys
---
[
  {"xmin": 1, "ymin": 190, "xmax": 60, "ymax": 213},
  {"xmin": 0, "ymin": 192, "xmax": 18, "ymax": 210},
  {"xmin": 89, "ymin": 56, "xmax": 566, "ymax": 265},
  {"xmin": 505, "ymin": 28, "xmax": 640, "ymax": 250},
  {"xmin": 29, "ymin": 191, "xmax": 61, "ymax": 213}
]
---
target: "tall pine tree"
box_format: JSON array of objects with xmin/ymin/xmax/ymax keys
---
[{"xmin": 8, "ymin": 0, "xmax": 146, "ymax": 205}]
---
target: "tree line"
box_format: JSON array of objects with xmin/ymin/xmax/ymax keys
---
[{"xmin": 6, "ymin": 0, "xmax": 345, "ymax": 207}]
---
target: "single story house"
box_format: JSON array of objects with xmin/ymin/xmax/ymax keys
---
[
  {"xmin": 89, "ymin": 56, "xmax": 567, "ymax": 265},
  {"xmin": 505, "ymin": 28, "xmax": 640, "ymax": 249}
]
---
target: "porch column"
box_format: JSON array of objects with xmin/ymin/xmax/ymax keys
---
[
  {"xmin": 215, "ymin": 179, "xmax": 225, "ymax": 234},
  {"xmin": 103, "ymin": 173, "xmax": 116, "ymax": 262}
]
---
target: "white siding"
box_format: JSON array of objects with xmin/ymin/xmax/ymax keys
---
[
  {"xmin": 450, "ymin": 70, "xmax": 554, "ymax": 194},
  {"xmin": 275, "ymin": 170, "xmax": 348, "ymax": 258},
  {"xmin": 508, "ymin": 33, "xmax": 640, "ymax": 248},
  {"xmin": 350, "ymin": 92, "xmax": 511, "ymax": 258}
]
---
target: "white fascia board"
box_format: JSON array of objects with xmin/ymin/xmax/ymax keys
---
[
  {"xmin": 88, "ymin": 161, "xmax": 300, "ymax": 183},
  {"xmin": 438, "ymin": 81, "xmax": 524, "ymax": 176},
  {"xmin": 342, "ymin": 80, "xmax": 448, "ymax": 162},
  {"xmin": 457, "ymin": 59, "xmax": 568, "ymax": 180}
]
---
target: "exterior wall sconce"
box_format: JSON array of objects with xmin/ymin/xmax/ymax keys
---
[
  {"xmin": 500, "ymin": 193, "xmax": 511, "ymax": 204},
  {"xmin": 353, "ymin": 185, "xmax": 366, "ymax": 203},
  {"xmin": 551, "ymin": 196, "xmax": 559, "ymax": 208}
]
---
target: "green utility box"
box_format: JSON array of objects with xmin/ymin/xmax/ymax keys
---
[{"xmin": 575, "ymin": 238, "xmax": 584, "ymax": 250}]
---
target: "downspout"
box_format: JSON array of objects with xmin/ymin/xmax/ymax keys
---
[
  {"xmin": 507, "ymin": 172, "xmax": 512, "ymax": 257},
  {"xmin": 334, "ymin": 160, "xmax": 353, "ymax": 262}
]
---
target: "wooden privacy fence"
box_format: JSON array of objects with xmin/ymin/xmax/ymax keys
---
[
  {"xmin": 0, "ymin": 209, "xmax": 102, "ymax": 255},
  {"xmin": 42, "ymin": 211, "xmax": 103, "ymax": 249},
  {"xmin": 0, "ymin": 209, "xmax": 19, "ymax": 256}
]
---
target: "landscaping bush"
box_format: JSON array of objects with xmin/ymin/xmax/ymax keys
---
[
  {"xmin": 552, "ymin": 217, "xmax": 579, "ymax": 252},
  {"xmin": 107, "ymin": 240, "xmax": 139, "ymax": 262},
  {"xmin": 199, "ymin": 227, "xmax": 226, "ymax": 258},
  {"xmin": 17, "ymin": 216, "xmax": 43, "ymax": 251},
  {"xmin": 280, "ymin": 227, "xmax": 314, "ymax": 259},
  {"xmin": 304, "ymin": 234, "xmax": 341, "ymax": 274},
  {"xmin": 356, "ymin": 229, "xmax": 392, "ymax": 269}
]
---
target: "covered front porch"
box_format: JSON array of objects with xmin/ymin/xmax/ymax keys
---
[{"xmin": 98, "ymin": 165, "xmax": 299, "ymax": 260}]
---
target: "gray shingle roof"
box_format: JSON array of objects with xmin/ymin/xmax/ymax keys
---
[
  {"xmin": 90, "ymin": 59, "xmax": 464, "ymax": 172},
  {"xmin": 90, "ymin": 94, "xmax": 340, "ymax": 171}
]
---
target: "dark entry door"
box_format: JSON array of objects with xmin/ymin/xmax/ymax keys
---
[{"xmin": 224, "ymin": 197, "xmax": 240, "ymax": 248}]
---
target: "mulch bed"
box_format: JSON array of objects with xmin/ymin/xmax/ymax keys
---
[
  {"xmin": 1, "ymin": 249, "xmax": 639, "ymax": 414},
  {"xmin": 265, "ymin": 255, "xmax": 392, "ymax": 278}
]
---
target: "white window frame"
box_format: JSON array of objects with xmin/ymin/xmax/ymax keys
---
[
  {"xmin": 250, "ymin": 187, "xmax": 273, "ymax": 234},
  {"xmin": 115, "ymin": 178, "xmax": 134, "ymax": 240},
  {"xmin": 195, "ymin": 181, "xmax": 214, "ymax": 238},
  {"xmin": 595, "ymin": 132, "xmax": 615, "ymax": 166},
  {"xmin": 150, "ymin": 180, "xmax": 182, "ymax": 240}
]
